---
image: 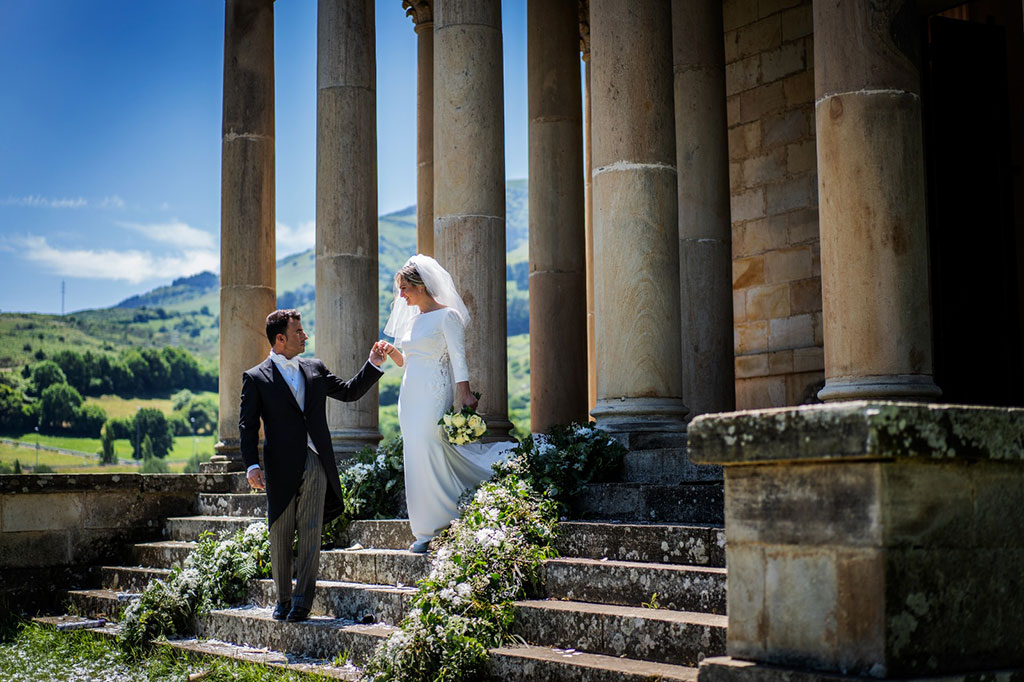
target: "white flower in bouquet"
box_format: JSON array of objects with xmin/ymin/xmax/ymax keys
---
[{"xmin": 438, "ymin": 392, "xmax": 487, "ymax": 445}]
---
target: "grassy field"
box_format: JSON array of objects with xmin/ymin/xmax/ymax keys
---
[
  {"xmin": 87, "ymin": 393, "xmax": 216, "ymax": 420},
  {"xmin": 1, "ymin": 434, "xmax": 216, "ymax": 473}
]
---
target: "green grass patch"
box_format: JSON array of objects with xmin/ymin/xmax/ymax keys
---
[
  {"xmin": 0, "ymin": 622, "xmax": 337, "ymax": 681},
  {"xmin": 86, "ymin": 393, "xmax": 216, "ymax": 420},
  {"xmin": 0, "ymin": 443, "xmax": 96, "ymax": 468}
]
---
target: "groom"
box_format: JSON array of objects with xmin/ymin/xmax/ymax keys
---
[{"xmin": 239, "ymin": 308, "xmax": 385, "ymax": 622}]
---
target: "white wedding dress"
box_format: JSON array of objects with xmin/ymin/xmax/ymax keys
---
[{"xmin": 396, "ymin": 306, "xmax": 515, "ymax": 542}]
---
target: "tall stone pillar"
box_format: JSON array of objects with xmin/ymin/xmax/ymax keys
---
[
  {"xmin": 211, "ymin": 0, "xmax": 277, "ymax": 472},
  {"xmin": 315, "ymin": 0, "xmax": 380, "ymax": 459},
  {"xmin": 814, "ymin": 1, "xmax": 941, "ymax": 401},
  {"xmin": 404, "ymin": 0, "xmax": 435, "ymax": 256},
  {"xmin": 672, "ymin": 0, "xmax": 734, "ymax": 419},
  {"xmin": 589, "ymin": 0, "xmax": 687, "ymax": 439},
  {"xmin": 528, "ymin": 0, "xmax": 587, "ymax": 433},
  {"xmin": 581, "ymin": 1, "xmax": 597, "ymax": 415},
  {"xmin": 433, "ymin": 0, "xmax": 512, "ymax": 438}
]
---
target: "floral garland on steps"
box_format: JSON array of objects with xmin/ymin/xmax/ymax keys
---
[{"xmin": 361, "ymin": 422, "xmax": 626, "ymax": 682}]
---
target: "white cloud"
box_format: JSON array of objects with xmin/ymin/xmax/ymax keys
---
[
  {"xmin": 98, "ymin": 195, "xmax": 126, "ymax": 209},
  {"xmin": 14, "ymin": 235, "xmax": 218, "ymax": 284},
  {"xmin": 276, "ymin": 220, "xmax": 316, "ymax": 257},
  {"xmin": 1, "ymin": 195, "xmax": 87, "ymax": 209},
  {"xmin": 1, "ymin": 194, "xmax": 126, "ymax": 209},
  {"xmin": 119, "ymin": 220, "xmax": 216, "ymax": 249}
]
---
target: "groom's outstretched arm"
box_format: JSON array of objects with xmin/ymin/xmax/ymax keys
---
[{"xmin": 319, "ymin": 355, "xmax": 383, "ymax": 402}]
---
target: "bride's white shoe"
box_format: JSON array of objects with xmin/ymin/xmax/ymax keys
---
[{"xmin": 409, "ymin": 539, "xmax": 431, "ymax": 554}]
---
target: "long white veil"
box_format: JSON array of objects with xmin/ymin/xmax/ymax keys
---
[{"xmin": 383, "ymin": 254, "xmax": 470, "ymax": 344}]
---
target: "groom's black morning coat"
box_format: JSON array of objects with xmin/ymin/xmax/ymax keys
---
[{"xmin": 239, "ymin": 356, "xmax": 382, "ymax": 526}]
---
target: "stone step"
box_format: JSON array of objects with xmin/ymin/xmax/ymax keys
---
[
  {"xmin": 553, "ymin": 521, "xmax": 726, "ymax": 568},
  {"xmin": 66, "ymin": 588, "xmax": 135, "ymax": 621},
  {"xmin": 622, "ymin": 447, "xmax": 723, "ymax": 485},
  {"xmin": 198, "ymin": 492, "xmax": 267, "ymax": 517},
  {"xmin": 512, "ymin": 600, "xmax": 727, "ymax": 667},
  {"xmin": 247, "ymin": 578, "xmax": 416, "ymax": 625},
  {"xmin": 341, "ymin": 519, "xmax": 414, "ymax": 549},
  {"xmin": 165, "ymin": 515, "xmax": 263, "ymax": 541},
  {"xmin": 165, "ymin": 637, "xmax": 360, "ymax": 680},
  {"xmin": 100, "ymin": 565, "xmax": 170, "ymax": 592},
  {"xmin": 34, "ymin": 614, "xmax": 359, "ymax": 679},
  {"xmin": 132, "ymin": 540, "xmax": 195, "ymax": 568},
  {"xmin": 540, "ymin": 557, "xmax": 727, "ymax": 614},
  {"xmin": 571, "ymin": 482, "xmax": 724, "ymax": 525},
  {"xmin": 488, "ymin": 644, "xmax": 699, "ymax": 681},
  {"xmin": 319, "ymin": 547, "xmax": 430, "ymax": 586},
  {"xmin": 196, "ymin": 605, "xmax": 394, "ymax": 663}
]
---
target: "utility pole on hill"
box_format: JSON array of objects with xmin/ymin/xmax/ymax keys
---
[{"xmin": 61, "ymin": 280, "xmax": 65, "ymax": 315}]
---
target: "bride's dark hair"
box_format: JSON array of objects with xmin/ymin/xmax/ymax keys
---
[{"xmin": 395, "ymin": 263, "xmax": 425, "ymax": 289}]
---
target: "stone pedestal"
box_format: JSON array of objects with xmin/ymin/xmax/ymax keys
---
[
  {"xmin": 210, "ymin": 0, "xmax": 277, "ymax": 472},
  {"xmin": 672, "ymin": 0, "xmax": 734, "ymax": 421},
  {"xmin": 527, "ymin": 0, "xmax": 587, "ymax": 432},
  {"xmin": 589, "ymin": 0, "xmax": 687, "ymax": 437},
  {"xmin": 404, "ymin": 0, "xmax": 434, "ymax": 256},
  {"xmin": 689, "ymin": 401, "xmax": 1024, "ymax": 681},
  {"xmin": 813, "ymin": 1, "xmax": 940, "ymax": 402},
  {"xmin": 433, "ymin": 0, "xmax": 512, "ymax": 438},
  {"xmin": 315, "ymin": 0, "xmax": 380, "ymax": 458}
]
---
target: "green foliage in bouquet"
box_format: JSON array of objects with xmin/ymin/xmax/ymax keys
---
[
  {"xmin": 438, "ymin": 392, "xmax": 486, "ymax": 445},
  {"xmin": 322, "ymin": 436, "xmax": 406, "ymax": 547},
  {"xmin": 118, "ymin": 522, "xmax": 271, "ymax": 650}
]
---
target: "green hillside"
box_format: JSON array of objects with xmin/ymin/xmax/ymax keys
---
[{"xmin": 0, "ymin": 181, "xmax": 533, "ymax": 429}]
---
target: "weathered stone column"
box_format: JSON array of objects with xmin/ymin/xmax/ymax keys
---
[
  {"xmin": 589, "ymin": 0, "xmax": 687, "ymax": 439},
  {"xmin": 814, "ymin": 1, "xmax": 941, "ymax": 402},
  {"xmin": 315, "ymin": 0, "xmax": 380, "ymax": 459},
  {"xmin": 690, "ymin": 401, "xmax": 1024, "ymax": 681},
  {"xmin": 581, "ymin": 1, "xmax": 597, "ymax": 415},
  {"xmin": 528, "ymin": 0, "xmax": 587, "ymax": 433},
  {"xmin": 211, "ymin": 0, "xmax": 276, "ymax": 472},
  {"xmin": 404, "ymin": 0, "xmax": 435, "ymax": 256},
  {"xmin": 433, "ymin": 0, "xmax": 512, "ymax": 438},
  {"xmin": 673, "ymin": 0, "xmax": 734, "ymax": 420}
]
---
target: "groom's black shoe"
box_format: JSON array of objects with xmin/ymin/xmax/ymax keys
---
[
  {"xmin": 272, "ymin": 600, "xmax": 291, "ymax": 621},
  {"xmin": 286, "ymin": 605, "xmax": 311, "ymax": 622}
]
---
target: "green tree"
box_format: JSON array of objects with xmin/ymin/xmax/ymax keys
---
[
  {"xmin": 13, "ymin": 459, "xmax": 21, "ymax": 474},
  {"xmin": 100, "ymin": 424, "xmax": 117, "ymax": 465},
  {"xmin": 73, "ymin": 403, "xmax": 107, "ymax": 438},
  {"xmin": 39, "ymin": 383, "xmax": 83, "ymax": 430},
  {"xmin": 0, "ymin": 384, "xmax": 29, "ymax": 433},
  {"xmin": 131, "ymin": 408, "xmax": 173, "ymax": 459},
  {"xmin": 51, "ymin": 349, "xmax": 90, "ymax": 394},
  {"xmin": 140, "ymin": 348, "xmax": 171, "ymax": 391},
  {"xmin": 29, "ymin": 361, "xmax": 66, "ymax": 395},
  {"xmin": 171, "ymin": 389, "xmax": 194, "ymax": 411},
  {"xmin": 141, "ymin": 434, "xmax": 155, "ymax": 460}
]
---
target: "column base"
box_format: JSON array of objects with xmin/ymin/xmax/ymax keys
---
[
  {"xmin": 329, "ymin": 427, "xmax": 382, "ymax": 466},
  {"xmin": 699, "ymin": 657, "xmax": 1024, "ymax": 682},
  {"xmin": 818, "ymin": 375, "xmax": 941, "ymax": 402},
  {"xmin": 480, "ymin": 415, "xmax": 515, "ymax": 442},
  {"xmin": 201, "ymin": 439, "xmax": 245, "ymax": 474},
  {"xmin": 590, "ymin": 397, "xmax": 689, "ymax": 440}
]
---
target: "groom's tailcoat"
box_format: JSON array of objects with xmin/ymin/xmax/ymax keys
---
[{"xmin": 239, "ymin": 356, "xmax": 381, "ymax": 526}]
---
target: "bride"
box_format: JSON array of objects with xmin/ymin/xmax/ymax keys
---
[{"xmin": 373, "ymin": 255, "xmax": 515, "ymax": 553}]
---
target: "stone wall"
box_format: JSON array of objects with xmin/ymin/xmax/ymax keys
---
[
  {"xmin": 723, "ymin": 0, "xmax": 824, "ymax": 410},
  {"xmin": 0, "ymin": 473, "xmax": 244, "ymax": 615}
]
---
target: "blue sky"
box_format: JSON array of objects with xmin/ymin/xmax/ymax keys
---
[{"xmin": 0, "ymin": 0, "xmax": 528, "ymax": 314}]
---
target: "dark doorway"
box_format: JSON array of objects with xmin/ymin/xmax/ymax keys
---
[{"xmin": 923, "ymin": 8, "xmax": 1024, "ymax": 406}]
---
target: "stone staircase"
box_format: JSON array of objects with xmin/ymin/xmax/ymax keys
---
[{"xmin": 47, "ymin": 447, "xmax": 727, "ymax": 680}]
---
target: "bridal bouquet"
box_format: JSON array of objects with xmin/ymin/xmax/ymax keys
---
[{"xmin": 439, "ymin": 394, "xmax": 487, "ymax": 445}]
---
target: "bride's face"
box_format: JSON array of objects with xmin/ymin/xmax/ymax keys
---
[{"xmin": 398, "ymin": 277, "xmax": 431, "ymax": 309}]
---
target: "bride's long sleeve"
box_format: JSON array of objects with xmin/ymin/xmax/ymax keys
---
[{"xmin": 440, "ymin": 309, "xmax": 470, "ymax": 384}]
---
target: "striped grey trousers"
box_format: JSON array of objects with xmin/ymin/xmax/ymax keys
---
[{"xmin": 269, "ymin": 447, "xmax": 327, "ymax": 607}]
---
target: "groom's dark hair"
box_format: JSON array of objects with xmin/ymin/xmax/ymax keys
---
[{"xmin": 266, "ymin": 309, "xmax": 301, "ymax": 345}]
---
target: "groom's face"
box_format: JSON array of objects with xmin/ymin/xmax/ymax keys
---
[{"xmin": 279, "ymin": 318, "xmax": 307, "ymax": 358}]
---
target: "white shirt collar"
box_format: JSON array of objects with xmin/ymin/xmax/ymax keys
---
[{"xmin": 269, "ymin": 351, "xmax": 300, "ymax": 372}]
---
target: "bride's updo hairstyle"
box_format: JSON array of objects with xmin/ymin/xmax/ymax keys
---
[{"xmin": 395, "ymin": 263, "xmax": 427, "ymax": 292}]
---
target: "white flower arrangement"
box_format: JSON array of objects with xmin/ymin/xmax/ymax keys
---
[{"xmin": 438, "ymin": 393, "xmax": 487, "ymax": 445}]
